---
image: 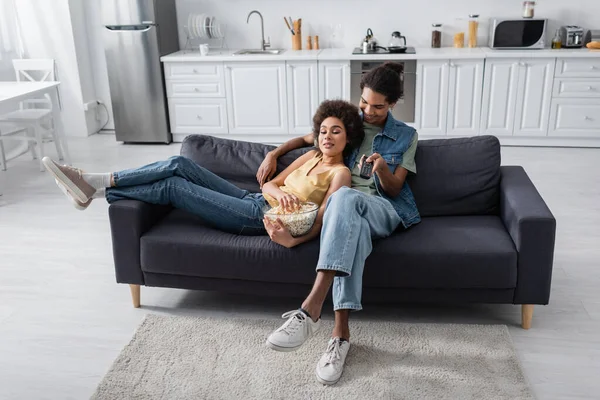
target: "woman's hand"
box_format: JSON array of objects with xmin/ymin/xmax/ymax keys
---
[
  {"xmin": 263, "ymin": 217, "xmax": 296, "ymax": 248},
  {"xmin": 277, "ymin": 192, "xmax": 301, "ymax": 212},
  {"xmin": 365, "ymin": 153, "xmax": 388, "ymax": 176},
  {"xmin": 256, "ymin": 152, "xmax": 278, "ymax": 188}
]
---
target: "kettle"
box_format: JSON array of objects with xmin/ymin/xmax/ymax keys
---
[
  {"xmin": 389, "ymin": 31, "xmax": 407, "ymax": 50},
  {"xmin": 362, "ymin": 28, "xmax": 377, "ymax": 52}
]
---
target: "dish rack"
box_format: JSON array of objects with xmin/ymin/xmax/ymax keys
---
[{"xmin": 184, "ymin": 13, "xmax": 227, "ymax": 51}]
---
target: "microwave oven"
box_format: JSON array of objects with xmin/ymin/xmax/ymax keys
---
[{"xmin": 488, "ymin": 18, "xmax": 547, "ymax": 49}]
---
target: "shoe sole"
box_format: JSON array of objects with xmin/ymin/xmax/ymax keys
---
[
  {"xmin": 55, "ymin": 179, "xmax": 88, "ymax": 210},
  {"xmin": 265, "ymin": 339, "xmax": 304, "ymax": 352},
  {"xmin": 315, "ymin": 371, "xmax": 341, "ymax": 386},
  {"xmin": 42, "ymin": 157, "xmax": 89, "ymax": 203}
]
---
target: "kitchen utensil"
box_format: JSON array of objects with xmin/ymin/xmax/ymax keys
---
[
  {"xmin": 314, "ymin": 35, "xmax": 320, "ymax": 49},
  {"xmin": 560, "ymin": 25, "xmax": 584, "ymax": 48},
  {"xmin": 552, "ymin": 29, "xmax": 562, "ymax": 49},
  {"xmin": 209, "ymin": 16, "xmax": 216, "ymax": 38},
  {"xmin": 306, "ymin": 35, "xmax": 313, "ymax": 49},
  {"xmin": 431, "ymin": 24, "xmax": 442, "ymax": 48},
  {"xmin": 365, "ymin": 28, "xmax": 377, "ymax": 51},
  {"xmin": 585, "ymin": 30, "xmax": 600, "ymax": 45},
  {"xmin": 292, "ymin": 19, "xmax": 302, "ymax": 50},
  {"xmin": 199, "ymin": 43, "xmax": 209, "ymax": 56},
  {"xmin": 522, "ymin": 1, "xmax": 536, "ymax": 18},
  {"xmin": 468, "ymin": 14, "xmax": 479, "ymax": 48},
  {"xmin": 374, "ymin": 45, "xmax": 407, "ymax": 53},
  {"xmin": 204, "ymin": 16, "xmax": 211, "ymax": 39},
  {"xmin": 264, "ymin": 202, "xmax": 319, "ymax": 237},
  {"xmin": 284, "ymin": 17, "xmax": 294, "ymax": 34},
  {"xmin": 388, "ymin": 31, "xmax": 407, "ymax": 50}
]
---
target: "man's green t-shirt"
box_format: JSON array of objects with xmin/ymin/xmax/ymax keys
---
[{"xmin": 351, "ymin": 122, "xmax": 418, "ymax": 195}]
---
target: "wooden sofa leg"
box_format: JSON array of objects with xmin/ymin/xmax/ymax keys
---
[
  {"xmin": 129, "ymin": 284, "xmax": 141, "ymax": 308},
  {"xmin": 521, "ymin": 304, "xmax": 534, "ymax": 329}
]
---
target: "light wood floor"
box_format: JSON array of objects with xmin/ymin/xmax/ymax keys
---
[{"xmin": 0, "ymin": 135, "xmax": 599, "ymax": 399}]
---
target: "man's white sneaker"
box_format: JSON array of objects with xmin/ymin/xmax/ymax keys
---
[
  {"xmin": 315, "ymin": 337, "xmax": 350, "ymax": 385},
  {"xmin": 266, "ymin": 309, "xmax": 320, "ymax": 352}
]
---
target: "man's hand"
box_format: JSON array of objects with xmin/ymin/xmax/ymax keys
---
[
  {"xmin": 257, "ymin": 152, "xmax": 278, "ymax": 188},
  {"xmin": 263, "ymin": 217, "xmax": 296, "ymax": 248},
  {"xmin": 363, "ymin": 153, "xmax": 387, "ymax": 176}
]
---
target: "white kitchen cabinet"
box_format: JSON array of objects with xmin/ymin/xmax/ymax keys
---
[
  {"xmin": 168, "ymin": 98, "xmax": 228, "ymax": 134},
  {"xmin": 548, "ymin": 98, "xmax": 600, "ymax": 137},
  {"xmin": 513, "ymin": 59, "xmax": 555, "ymax": 137},
  {"xmin": 415, "ymin": 61, "xmax": 449, "ymax": 135},
  {"xmin": 287, "ymin": 61, "xmax": 319, "ymax": 135},
  {"xmin": 446, "ymin": 60, "xmax": 484, "ymax": 136},
  {"xmin": 480, "ymin": 60, "xmax": 521, "ymax": 136},
  {"xmin": 318, "ymin": 61, "xmax": 350, "ymax": 102},
  {"xmin": 481, "ymin": 58, "xmax": 554, "ymax": 137},
  {"xmin": 416, "ymin": 59, "xmax": 483, "ymax": 136},
  {"xmin": 224, "ymin": 62, "xmax": 288, "ymax": 135}
]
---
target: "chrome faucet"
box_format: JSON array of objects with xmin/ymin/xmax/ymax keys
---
[{"xmin": 246, "ymin": 10, "xmax": 270, "ymax": 51}]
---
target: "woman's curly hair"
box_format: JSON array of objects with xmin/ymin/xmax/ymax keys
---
[
  {"xmin": 312, "ymin": 99, "xmax": 364, "ymax": 157},
  {"xmin": 360, "ymin": 61, "xmax": 403, "ymax": 104}
]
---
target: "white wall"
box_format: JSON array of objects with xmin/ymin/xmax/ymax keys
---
[
  {"xmin": 14, "ymin": 0, "xmax": 100, "ymax": 137},
  {"xmin": 176, "ymin": 0, "xmax": 600, "ymax": 50}
]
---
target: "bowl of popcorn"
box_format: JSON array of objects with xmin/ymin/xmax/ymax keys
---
[{"xmin": 264, "ymin": 202, "xmax": 319, "ymax": 237}]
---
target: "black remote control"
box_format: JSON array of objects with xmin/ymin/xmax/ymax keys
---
[{"xmin": 360, "ymin": 161, "xmax": 374, "ymax": 179}]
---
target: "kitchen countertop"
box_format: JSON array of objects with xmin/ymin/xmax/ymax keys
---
[
  {"xmin": 160, "ymin": 49, "xmax": 321, "ymax": 62},
  {"xmin": 161, "ymin": 47, "xmax": 600, "ymax": 62}
]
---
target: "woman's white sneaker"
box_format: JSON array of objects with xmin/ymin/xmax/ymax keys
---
[
  {"xmin": 315, "ymin": 337, "xmax": 350, "ymax": 385},
  {"xmin": 266, "ymin": 309, "xmax": 320, "ymax": 352}
]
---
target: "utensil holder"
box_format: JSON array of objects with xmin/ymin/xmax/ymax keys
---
[{"xmin": 292, "ymin": 33, "xmax": 302, "ymax": 50}]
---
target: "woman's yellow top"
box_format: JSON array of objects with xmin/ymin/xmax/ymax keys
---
[{"xmin": 264, "ymin": 154, "xmax": 348, "ymax": 208}]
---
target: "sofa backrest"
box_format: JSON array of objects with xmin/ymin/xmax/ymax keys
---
[
  {"xmin": 407, "ymin": 136, "xmax": 501, "ymax": 217},
  {"xmin": 180, "ymin": 135, "xmax": 311, "ymax": 193},
  {"xmin": 180, "ymin": 134, "xmax": 501, "ymax": 217}
]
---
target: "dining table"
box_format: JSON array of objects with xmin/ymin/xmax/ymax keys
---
[{"xmin": 0, "ymin": 81, "xmax": 71, "ymax": 165}]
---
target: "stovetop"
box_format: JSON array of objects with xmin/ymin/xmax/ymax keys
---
[{"xmin": 352, "ymin": 46, "xmax": 416, "ymax": 55}]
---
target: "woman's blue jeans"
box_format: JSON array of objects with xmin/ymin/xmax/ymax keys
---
[{"xmin": 106, "ymin": 156, "xmax": 267, "ymax": 235}]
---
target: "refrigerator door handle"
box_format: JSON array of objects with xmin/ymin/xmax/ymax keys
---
[{"xmin": 105, "ymin": 25, "xmax": 154, "ymax": 32}]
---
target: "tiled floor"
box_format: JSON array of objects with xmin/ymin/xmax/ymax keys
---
[{"xmin": 0, "ymin": 134, "xmax": 599, "ymax": 399}]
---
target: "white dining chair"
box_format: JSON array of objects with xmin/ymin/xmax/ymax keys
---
[{"xmin": 0, "ymin": 59, "xmax": 68, "ymax": 171}]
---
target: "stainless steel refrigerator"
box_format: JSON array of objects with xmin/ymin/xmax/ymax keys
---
[{"xmin": 101, "ymin": 0, "xmax": 179, "ymax": 143}]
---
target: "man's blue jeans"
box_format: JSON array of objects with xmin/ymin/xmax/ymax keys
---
[
  {"xmin": 106, "ymin": 156, "xmax": 267, "ymax": 235},
  {"xmin": 317, "ymin": 186, "xmax": 401, "ymax": 311}
]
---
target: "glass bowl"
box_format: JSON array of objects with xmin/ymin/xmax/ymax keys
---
[{"xmin": 263, "ymin": 202, "xmax": 319, "ymax": 237}]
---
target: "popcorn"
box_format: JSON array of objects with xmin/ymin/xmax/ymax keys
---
[{"xmin": 264, "ymin": 202, "xmax": 318, "ymax": 237}]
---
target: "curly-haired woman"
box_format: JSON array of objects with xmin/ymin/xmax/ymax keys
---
[{"xmin": 41, "ymin": 99, "xmax": 364, "ymax": 247}]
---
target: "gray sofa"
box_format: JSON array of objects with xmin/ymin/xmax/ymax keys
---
[{"xmin": 108, "ymin": 134, "xmax": 556, "ymax": 329}]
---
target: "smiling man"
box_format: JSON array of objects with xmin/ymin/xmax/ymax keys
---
[{"xmin": 257, "ymin": 62, "xmax": 420, "ymax": 385}]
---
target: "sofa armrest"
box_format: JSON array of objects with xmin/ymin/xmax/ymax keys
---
[
  {"xmin": 108, "ymin": 200, "xmax": 172, "ymax": 285},
  {"xmin": 500, "ymin": 166, "xmax": 556, "ymax": 304}
]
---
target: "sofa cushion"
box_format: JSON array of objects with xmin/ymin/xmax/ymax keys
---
[
  {"xmin": 407, "ymin": 136, "xmax": 501, "ymax": 217},
  {"xmin": 180, "ymin": 134, "xmax": 311, "ymax": 193},
  {"xmin": 140, "ymin": 210, "xmax": 517, "ymax": 290}
]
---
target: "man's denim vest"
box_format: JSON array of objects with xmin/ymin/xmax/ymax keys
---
[{"xmin": 344, "ymin": 112, "xmax": 421, "ymax": 228}]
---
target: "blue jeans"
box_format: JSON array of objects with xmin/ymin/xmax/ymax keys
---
[
  {"xmin": 106, "ymin": 156, "xmax": 267, "ymax": 235},
  {"xmin": 317, "ymin": 186, "xmax": 402, "ymax": 311}
]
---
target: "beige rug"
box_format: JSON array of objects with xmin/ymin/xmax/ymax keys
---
[{"xmin": 91, "ymin": 314, "xmax": 534, "ymax": 400}]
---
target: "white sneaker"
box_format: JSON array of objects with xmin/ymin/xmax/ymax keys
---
[
  {"xmin": 266, "ymin": 309, "xmax": 320, "ymax": 352},
  {"xmin": 315, "ymin": 337, "xmax": 350, "ymax": 385}
]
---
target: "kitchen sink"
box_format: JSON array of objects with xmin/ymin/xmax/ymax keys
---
[{"xmin": 233, "ymin": 49, "xmax": 285, "ymax": 55}]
